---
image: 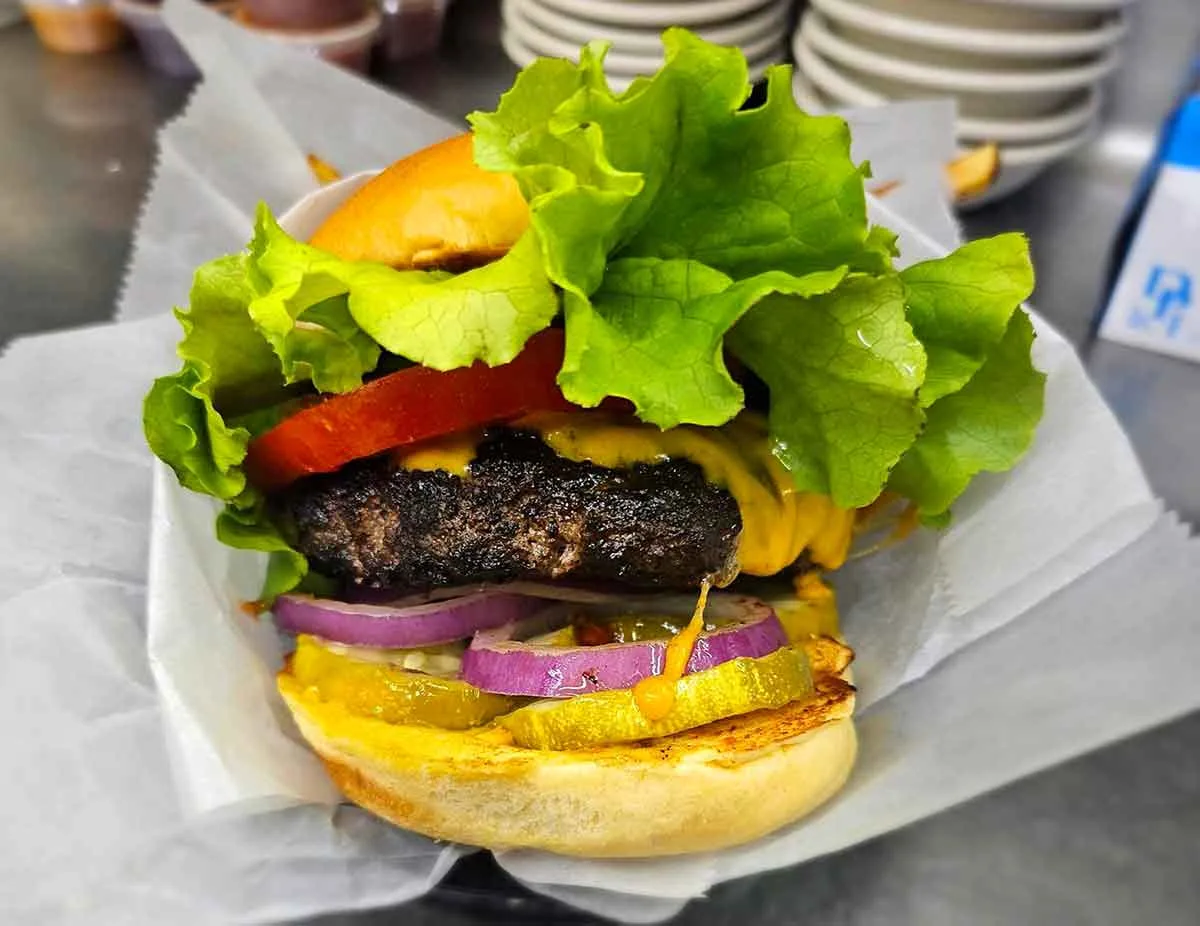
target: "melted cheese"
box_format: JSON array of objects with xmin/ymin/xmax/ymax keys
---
[
  {"xmin": 525, "ymin": 412, "xmax": 854, "ymax": 575},
  {"xmin": 393, "ymin": 412, "xmax": 855, "ymax": 574},
  {"xmin": 775, "ymin": 573, "xmax": 841, "ymax": 640},
  {"xmin": 393, "ymin": 430, "xmax": 480, "ymax": 478}
]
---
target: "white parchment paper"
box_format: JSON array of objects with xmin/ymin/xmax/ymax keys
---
[
  {"xmin": 118, "ymin": 0, "xmax": 458, "ymax": 323},
  {"xmin": 0, "ymin": 318, "xmax": 464, "ymax": 925},
  {"xmin": 3, "ymin": 1, "xmax": 1199, "ymax": 922}
]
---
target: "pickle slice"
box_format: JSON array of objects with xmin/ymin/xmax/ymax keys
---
[
  {"xmin": 497, "ymin": 645, "xmax": 814, "ymax": 750},
  {"xmin": 291, "ymin": 635, "xmax": 516, "ymax": 730},
  {"xmin": 599, "ymin": 615, "xmax": 693, "ymax": 642}
]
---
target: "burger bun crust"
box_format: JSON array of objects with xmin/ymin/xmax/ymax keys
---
[
  {"xmin": 277, "ymin": 640, "xmax": 856, "ymax": 857},
  {"xmin": 308, "ymin": 133, "xmax": 528, "ymax": 270}
]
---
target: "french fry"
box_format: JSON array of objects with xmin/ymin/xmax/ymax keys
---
[
  {"xmin": 307, "ymin": 153, "xmax": 342, "ymax": 185},
  {"xmin": 946, "ymin": 143, "xmax": 1000, "ymax": 201}
]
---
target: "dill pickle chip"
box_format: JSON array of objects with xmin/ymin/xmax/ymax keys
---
[
  {"xmin": 497, "ymin": 645, "xmax": 814, "ymax": 750},
  {"xmin": 292, "ymin": 635, "xmax": 516, "ymax": 730}
]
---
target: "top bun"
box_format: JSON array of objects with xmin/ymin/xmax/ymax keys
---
[{"xmin": 309, "ymin": 132, "xmax": 529, "ymax": 270}]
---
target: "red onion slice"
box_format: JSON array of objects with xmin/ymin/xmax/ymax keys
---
[
  {"xmin": 342, "ymin": 580, "xmax": 629, "ymax": 607},
  {"xmin": 273, "ymin": 592, "xmax": 548, "ymax": 649},
  {"xmin": 460, "ymin": 594, "xmax": 787, "ymax": 698}
]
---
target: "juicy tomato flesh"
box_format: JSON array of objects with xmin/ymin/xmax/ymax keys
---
[{"xmin": 244, "ymin": 328, "xmax": 583, "ymax": 492}]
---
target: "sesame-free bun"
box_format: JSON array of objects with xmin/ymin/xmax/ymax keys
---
[
  {"xmin": 308, "ymin": 132, "xmax": 529, "ymax": 270},
  {"xmin": 277, "ymin": 637, "xmax": 857, "ymax": 857}
]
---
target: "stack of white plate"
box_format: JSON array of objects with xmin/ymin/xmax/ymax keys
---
[
  {"xmin": 501, "ymin": 0, "xmax": 794, "ymax": 91},
  {"xmin": 791, "ymin": 0, "xmax": 1136, "ymax": 205}
]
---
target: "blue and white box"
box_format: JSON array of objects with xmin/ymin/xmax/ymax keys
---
[{"xmin": 1100, "ymin": 95, "xmax": 1200, "ymax": 361}]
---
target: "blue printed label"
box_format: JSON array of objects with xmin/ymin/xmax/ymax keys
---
[
  {"xmin": 1100, "ymin": 164, "xmax": 1200, "ymax": 361},
  {"xmin": 1164, "ymin": 95, "xmax": 1200, "ymax": 171},
  {"xmin": 1125, "ymin": 265, "xmax": 1194, "ymax": 339}
]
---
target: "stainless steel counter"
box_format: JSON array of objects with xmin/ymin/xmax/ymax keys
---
[{"xmin": 1, "ymin": 2, "xmax": 1198, "ymax": 924}]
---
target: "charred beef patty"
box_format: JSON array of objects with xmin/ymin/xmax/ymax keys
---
[{"xmin": 276, "ymin": 429, "xmax": 742, "ymax": 592}]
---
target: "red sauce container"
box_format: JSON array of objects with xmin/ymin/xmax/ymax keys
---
[
  {"xmin": 232, "ymin": 5, "xmax": 382, "ymax": 74},
  {"xmin": 240, "ymin": 0, "xmax": 366, "ymax": 31},
  {"xmin": 23, "ymin": 0, "xmax": 127, "ymax": 54}
]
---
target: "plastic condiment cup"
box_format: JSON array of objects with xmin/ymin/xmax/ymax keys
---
[
  {"xmin": 22, "ymin": 0, "xmax": 126, "ymax": 54},
  {"xmin": 231, "ymin": 4, "xmax": 382, "ymax": 74},
  {"xmin": 378, "ymin": 0, "xmax": 449, "ymax": 62},
  {"xmin": 240, "ymin": 0, "xmax": 366, "ymax": 31}
]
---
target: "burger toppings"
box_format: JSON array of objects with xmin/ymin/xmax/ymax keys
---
[
  {"xmin": 276, "ymin": 428, "xmax": 742, "ymax": 592},
  {"xmin": 459, "ymin": 590, "xmax": 785, "ymax": 699},
  {"xmin": 290, "ymin": 634, "xmax": 516, "ymax": 729},
  {"xmin": 285, "ymin": 585, "xmax": 816, "ymax": 745},
  {"xmin": 631, "ymin": 580, "xmax": 713, "ymax": 720},
  {"xmin": 142, "ymin": 28, "xmax": 1048, "ymax": 758},
  {"xmin": 243, "ymin": 327, "xmax": 577, "ymax": 492},
  {"xmin": 273, "ymin": 590, "xmax": 545, "ymax": 649},
  {"xmin": 276, "ymin": 414, "xmax": 856, "ymax": 596},
  {"xmin": 527, "ymin": 412, "xmax": 857, "ymax": 574},
  {"xmin": 496, "ymin": 644, "xmax": 816, "ymax": 750}
]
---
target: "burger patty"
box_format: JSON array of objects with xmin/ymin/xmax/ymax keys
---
[{"xmin": 276, "ymin": 429, "xmax": 742, "ymax": 592}]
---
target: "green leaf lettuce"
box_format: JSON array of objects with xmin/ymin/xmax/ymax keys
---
[
  {"xmin": 145, "ymin": 205, "xmax": 560, "ymax": 599},
  {"xmin": 146, "ymin": 28, "xmax": 1048, "ymax": 601},
  {"xmin": 469, "ymin": 29, "xmax": 1044, "ymax": 512}
]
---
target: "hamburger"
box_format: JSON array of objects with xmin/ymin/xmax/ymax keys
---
[{"xmin": 143, "ymin": 30, "xmax": 1044, "ymax": 857}]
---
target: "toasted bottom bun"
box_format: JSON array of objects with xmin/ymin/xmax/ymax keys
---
[{"xmin": 278, "ymin": 649, "xmax": 857, "ymax": 857}]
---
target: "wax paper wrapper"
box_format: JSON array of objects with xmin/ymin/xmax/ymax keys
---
[{"xmin": 3, "ymin": 1, "xmax": 1200, "ymax": 923}]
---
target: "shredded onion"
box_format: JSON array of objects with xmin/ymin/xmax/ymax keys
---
[
  {"xmin": 460, "ymin": 594, "xmax": 787, "ymax": 698},
  {"xmin": 341, "ymin": 580, "xmax": 628, "ymax": 607},
  {"xmin": 272, "ymin": 592, "xmax": 547, "ymax": 649}
]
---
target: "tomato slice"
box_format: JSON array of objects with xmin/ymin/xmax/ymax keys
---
[{"xmin": 245, "ymin": 328, "xmax": 582, "ymax": 492}]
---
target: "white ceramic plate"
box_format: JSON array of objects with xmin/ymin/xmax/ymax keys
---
[
  {"xmin": 792, "ymin": 70, "xmax": 1103, "ymax": 144},
  {"xmin": 810, "ymin": 0, "xmax": 1127, "ymax": 59},
  {"xmin": 502, "ymin": 27, "xmax": 781, "ymax": 90},
  {"xmin": 534, "ymin": 0, "xmax": 775, "ymax": 28},
  {"xmin": 793, "ymin": 31, "xmax": 1089, "ymax": 119},
  {"xmin": 801, "ymin": 11, "xmax": 1121, "ymax": 95},
  {"xmin": 511, "ymin": 0, "xmax": 792, "ymax": 55},
  {"xmin": 842, "ymin": 0, "xmax": 1116, "ymax": 31},
  {"xmin": 507, "ymin": 1, "xmax": 785, "ymax": 74},
  {"xmin": 976, "ymin": 0, "xmax": 1134, "ymax": 11}
]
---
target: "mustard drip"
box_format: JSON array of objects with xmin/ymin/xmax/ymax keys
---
[{"xmin": 632, "ymin": 579, "xmax": 711, "ymax": 721}]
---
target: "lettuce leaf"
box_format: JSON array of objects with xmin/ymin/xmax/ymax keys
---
[
  {"xmin": 888, "ymin": 309, "xmax": 1045, "ymax": 517},
  {"xmin": 249, "ymin": 207, "xmax": 559, "ymax": 372},
  {"xmin": 147, "ymin": 28, "xmax": 1048, "ymax": 595},
  {"xmin": 471, "ymin": 33, "xmax": 883, "ymax": 298},
  {"xmin": 216, "ymin": 499, "xmax": 309, "ymax": 602},
  {"xmin": 470, "ymin": 28, "xmax": 1044, "ymax": 515},
  {"xmin": 728, "ymin": 275, "xmax": 927, "ymax": 507},
  {"xmin": 559, "ymin": 261, "xmax": 848, "ymax": 428},
  {"xmin": 144, "ymin": 255, "xmax": 280, "ymax": 501},
  {"xmin": 885, "ymin": 234, "xmax": 1041, "ymax": 517},
  {"xmin": 616, "ymin": 62, "xmax": 876, "ymax": 280},
  {"xmin": 247, "ymin": 214, "xmax": 381, "ymax": 394},
  {"xmin": 901, "ymin": 233, "xmax": 1035, "ymax": 407},
  {"xmin": 145, "ymin": 206, "xmax": 562, "ymax": 599},
  {"xmin": 470, "ymin": 28, "xmax": 924, "ymax": 475},
  {"xmin": 471, "ymin": 50, "xmax": 651, "ymax": 299},
  {"xmin": 143, "ymin": 251, "xmax": 312, "ymax": 599}
]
